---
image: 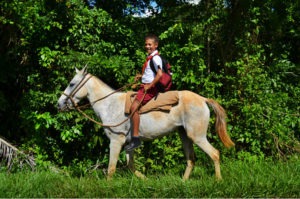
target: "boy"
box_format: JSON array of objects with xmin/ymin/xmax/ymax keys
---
[{"xmin": 125, "ymin": 34, "xmax": 163, "ymax": 151}]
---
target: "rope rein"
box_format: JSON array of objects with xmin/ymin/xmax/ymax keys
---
[
  {"xmin": 63, "ymin": 73, "xmax": 146, "ymax": 129},
  {"xmin": 73, "ymin": 92, "xmax": 146, "ymax": 128}
]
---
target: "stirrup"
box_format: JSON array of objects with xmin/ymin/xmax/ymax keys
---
[{"xmin": 125, "ymin": 137, "xmax": 141, "ymax": 151}]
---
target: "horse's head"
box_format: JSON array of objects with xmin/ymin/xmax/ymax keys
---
[{"xmin": 57, "ymin": 67, "xmax": 91, "ymax": 111}]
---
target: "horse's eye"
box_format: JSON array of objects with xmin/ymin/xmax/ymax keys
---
[{"xmin": 70, "ymin": 83, "xmax": 75, "ymax": 87}]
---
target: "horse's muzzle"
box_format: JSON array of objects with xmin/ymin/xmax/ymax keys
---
[{"xmin": 57, "ymin": 100, "xmax": 73, "ymax": 112}]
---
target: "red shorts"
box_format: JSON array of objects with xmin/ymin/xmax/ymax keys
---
[{"xmin": 136, "ymin": 84, "xmax": 158, "ymax": 105}]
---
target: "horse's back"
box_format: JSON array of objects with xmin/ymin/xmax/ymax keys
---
[
  {"xmin": 139, "ymin": 90, "xmax": 210, "ymax": 138},
  {"xmin": 178, "ymin": 90, "xmax": 210, "ymax": 123},
  {"xmin": 178, "ymin": 90, "xmax": 208, "ymax": 108}
]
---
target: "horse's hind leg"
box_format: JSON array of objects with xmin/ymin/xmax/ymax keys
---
[
  {"xmin": 194, "ymin": 136, "xmax": 222, "ymax": 180},
  {"xmin": 179, "ymin": 130, "xmax": 196, "ymax": 181}
]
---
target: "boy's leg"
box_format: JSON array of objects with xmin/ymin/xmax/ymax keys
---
[
  {"xmin": 125, "ymin": 85, "xmax": 158, "ymax": 151},
  {"xmin": 131, "ymin": 100, "xmax": 140, "ymax": 137},
  {"xmin": 125, "ymin": 100, "xmax": 141, "ymax": 151}
]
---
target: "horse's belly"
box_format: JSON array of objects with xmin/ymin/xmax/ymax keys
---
[{"xmin": 139, "ymin": 111, "xmax": 180, "ymax": 139}]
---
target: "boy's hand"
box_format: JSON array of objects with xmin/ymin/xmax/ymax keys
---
[
  {"xmin": 143, "ymin": 84, "xmax": 151, "ymax": 92},
  {"xmin": 134, "ymin": 74, "xmax": 142, "ymax": 82}
]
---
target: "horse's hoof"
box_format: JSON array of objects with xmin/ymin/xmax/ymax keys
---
[{"xmin": 134, "ymin": 170, "xmax": 146, "ymax": 179}]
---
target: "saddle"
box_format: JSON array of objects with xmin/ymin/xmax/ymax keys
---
[{"xmin": 124, "ymin": 91, "xmax": 179, "ymax": 114}]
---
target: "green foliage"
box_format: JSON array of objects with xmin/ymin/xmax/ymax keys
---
[
  {"xmin": 0, "ymin": 0, "xmax": 299, "ymax": 173},
  {"xmin": 134, "ymin": 134, "xmax": 184, "ymax": 173}
]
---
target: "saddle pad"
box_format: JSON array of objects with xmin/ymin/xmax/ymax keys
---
[{"xmin": 125, "ymin": 91, "xmax": 179, "ymax": 114}]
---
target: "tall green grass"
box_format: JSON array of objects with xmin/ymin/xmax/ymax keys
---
[{"xmin": 0, "ymin": 158, "xmax": 299, "ymax": 198}]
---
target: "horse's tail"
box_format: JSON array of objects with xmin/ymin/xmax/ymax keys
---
[{"xmin": 206, "ymin": 98, "xmax": 235, "ymax": 148}]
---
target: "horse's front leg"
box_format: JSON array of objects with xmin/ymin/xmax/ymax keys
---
[
  {"xmin": 126, "ymin": 150, "xmax": 146, "ymax": 179},
  {"xmin": 107, "ymin": 139, "xmax": 123, "ymax": 180},
  {"xmin": 126, "ymin": 150, "xmax": 135, "ymax": 171}
]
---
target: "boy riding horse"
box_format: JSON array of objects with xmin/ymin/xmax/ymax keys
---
[{"xmin": 125, "ymin": 34, "xmax": 163, "ymax": 151}]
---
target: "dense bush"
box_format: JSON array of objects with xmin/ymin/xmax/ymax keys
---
[{"xmin": 0, "ymin": 0, "xmax": 299, "ymax": 173}]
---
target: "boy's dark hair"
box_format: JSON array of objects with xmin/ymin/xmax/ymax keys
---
[{"xmin": 145, "ymin": 34, "xmax": 159, "ymax": 44}]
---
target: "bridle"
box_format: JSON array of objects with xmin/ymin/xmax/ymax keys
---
[
  {"xmin": 62, "ymin": 72, "xmax": 93, "ymax": 110},
  {"xmin": 61, "ymin": 73, "xmax": 146, "ymax": 130}
]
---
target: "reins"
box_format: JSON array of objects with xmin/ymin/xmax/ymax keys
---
[
  {"xmin": 73, "ymin": 93, "xmax": 145, "ymax": 128},
  {"xmin": 63, "ymin": 73, "xmax": 146, "ymax": 130}
]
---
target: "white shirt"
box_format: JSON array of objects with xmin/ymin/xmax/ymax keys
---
[{"xmin": 142, "ymin": 50, "xmax": 163, "ymax": 83}]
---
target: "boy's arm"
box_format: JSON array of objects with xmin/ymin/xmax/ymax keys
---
[{"xmin": 144, "ymin": 68, "xmax": 162, "ymax": 91}]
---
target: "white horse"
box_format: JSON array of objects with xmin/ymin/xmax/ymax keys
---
[{"xmin": 58, "ymin": 67, "xmax": 234, "ymax": 180}]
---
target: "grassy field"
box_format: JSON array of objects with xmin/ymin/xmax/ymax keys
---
[{"xmin": 0, "ymin": 158, "xmax": 299, "ymax": 198}]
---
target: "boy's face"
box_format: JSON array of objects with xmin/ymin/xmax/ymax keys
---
[{"xmin": 145, "ymin": 38, "xmax": 158, "ymax": 55}]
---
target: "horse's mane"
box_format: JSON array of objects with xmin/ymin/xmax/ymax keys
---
[{"xmin": 89, "ymin": 74, "xmax": 116, "ymax": 91}]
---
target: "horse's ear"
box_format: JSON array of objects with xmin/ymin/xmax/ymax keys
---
[
  {"xmin": 75, "ymin": 66, "xmax": 87, "ymax": 74},
  {"xmin": 82, "ymin": 64, "xmax": 88, "ymax": 74}
]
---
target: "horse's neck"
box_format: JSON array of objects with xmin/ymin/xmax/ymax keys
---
[
  {"xmin": 86, "ymin": 76, "xmax": 125, "ymax": 124},
  {"xmin": 86, "ymin": 76, "xmax": 115, "ymax": 103}
]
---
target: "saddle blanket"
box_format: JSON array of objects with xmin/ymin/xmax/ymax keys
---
[{"xmin": 125, "ymin": 91, "xmax": 179, "ymax": 114}]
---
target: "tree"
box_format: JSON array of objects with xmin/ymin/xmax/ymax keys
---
[{"xmin": 0, "ymin": 0, "xmax": 299, "ymax": 172}]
